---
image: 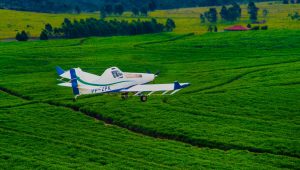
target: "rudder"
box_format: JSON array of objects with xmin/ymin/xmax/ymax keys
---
[{"xmin": 70, "ymin": 69, "xmax": 80, "ymax": 95}]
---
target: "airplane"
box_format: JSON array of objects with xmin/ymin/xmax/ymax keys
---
[{"xmin": 56, "ymin": 66, "xmax": 190, "ymax": 102}]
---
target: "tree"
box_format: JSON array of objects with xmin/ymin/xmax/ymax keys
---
[
  {"xmin": 100, "ymin": 7, "xmax": 107, "ymax": 19},
  {"xmin": 204, "ymin": 8, "xmax": 218, "ymax": 23},
  {"xmin": 283, "ymin": 0, "xmax": 289, "ymax": 4},
  {"xmin": 104, "ymin": 4, "xmax": 113, "ymax": 15},
  {"xmin": 200, "ymin": 13, "xmax": 206, "ymax": 23},
  {"xmin": 291, "ymin": 0, "xmax": 295, "ymax": 3},
  {"xmin": 232, "ymin": 3, "xmax": 241, "ymax": 18},
  {"xmin": 132, "ymin": 7, "xmax": 139, "ymax": 16},
  {"xmin": 148, "ymin": 0, "xmax": 157, "ymax": 11},
  {"xmin": 114, "ymin": 4, "xmax": 124, "ymax": 15},
  {"xmin": 207, "ymin": 25, "xmax": 213, "ymax": 32},
  {"xmin": 63, "ymin": 18, "xmax": 71, "ymax": 26},
  {"xmin": 75, "ymin": 5, "xmax": 81, "ymax": 14},
  {"xmin": 140, "ymin": 7, "xmax": 148, "ymax": 16},
  {"xmin": 248, "ymin": 2, "xmax": 259, "ymax": 21},
  {"xmin": 206, "ymin": 0, "xmax": 218, "ymax": 6},
  {"xmin": 226, "ymin": 3, "xmax": 241, "ymax": 22},
  {"xmin": 16, "ymin": 31, "xmax": 29, "ymax": 41},
  {"xmin": 220, "ymin": 6, "xmax": 228, "ymax": 20},
  {"xmin": 214, "ymin": 26, "xmax": 218, "ymax": 32},
  {"xmin": 165, "ymin": 18, "xmax": 176, "ymax": 31},
  {"xmin": 45, "ymin": 23, "xmax": 53, "ymax": 32},
  {"xmin": 40, "ymin": 30, "xmax": 48, "ymax": 40}
]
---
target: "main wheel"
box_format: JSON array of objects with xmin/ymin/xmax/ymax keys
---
[{"xmin": 140, "ymin": 95, "xmax": 148, "ymax": 102}]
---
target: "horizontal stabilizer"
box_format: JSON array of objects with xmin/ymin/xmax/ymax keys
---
[
  {"xmin": 56, "ymin": 66, "xmax": 65, "ymax": 75},
  {"xmin": 58, "ymin": 83, "xmax": 72, "ymax": 87}
]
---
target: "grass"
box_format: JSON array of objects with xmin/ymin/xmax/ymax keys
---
[
  {"xmin": 0, "ymin": 29, "xmax": 299, "ymax": 168},
  {"xmin": 1, "ymin": 104, "xmax": 298, "ymax": 169},
  {"xmin": 0, "ymin": 2, "xmax": 299, "ymax": 39},
  {"xmin": 0, "ymin": 1, "xmax": 300, "ymax": 169}
]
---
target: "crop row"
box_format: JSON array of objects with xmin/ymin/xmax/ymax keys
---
[{"xmin": 2, "ymin": 103, "xmax": 299, "ymax": 169}]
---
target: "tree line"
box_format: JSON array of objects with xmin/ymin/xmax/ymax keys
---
[
  {"xmin": 283, "ymin": 0, "xmax": 300, "ymax": 4},
  {"xmin": 16, "ymin": 18, "xmax": 175, "ymax": 41},
  {"xmin": 200, "ymin": 2, "xmax": 260, "ymax": 24},
  {"xmin": 100, "ymin": 1, "xmax": 157, "ymax": 18},
  {"xmin": 1, "ymin": 0, "xmax": 281, "ymax": 13},
  {"xmin": 37, "ymin": 18, "xmax": 175, "ymax": 40}
]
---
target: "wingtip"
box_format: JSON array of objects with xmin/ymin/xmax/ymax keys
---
[
  {"xmin": 174, "ymin": 81, "xmax": 190, "ymax": 90},
  {"xmin": 174, "ymin": 81, "xmax": 181, "ymax": 90}
]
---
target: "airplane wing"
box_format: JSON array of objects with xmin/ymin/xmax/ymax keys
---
[{"xmin": 121, "ymin": 82, "xmax": 190, "ymax": 95}]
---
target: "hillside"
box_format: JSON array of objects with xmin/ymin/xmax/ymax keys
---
[
  {"xmin": 0, "ymin": 29, "xmax": 299, "ymax": 169},
  {"xmin": 0, "ymin": 0, "xmax": 281, "ymax": 13},
  {"xmin": 0, "ymin": 1, "xmax": 300, "ymax": 169},
  {"xmin": 0, "ymin": 2, "xmax": 299, "ymax": 39}
]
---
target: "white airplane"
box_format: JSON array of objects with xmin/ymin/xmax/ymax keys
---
[{"xmin": 56, "ymin": 66, "xmax": 190, "ymax": 102}]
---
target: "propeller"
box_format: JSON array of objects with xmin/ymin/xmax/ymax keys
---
[{"xmin": 146, "ymin": 69, "xmax": 160, "ymax": 76}]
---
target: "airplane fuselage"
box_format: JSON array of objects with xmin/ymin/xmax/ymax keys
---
[{"xmin": 75, "ymin": 67, "xmax": 155, "ymax": 94}]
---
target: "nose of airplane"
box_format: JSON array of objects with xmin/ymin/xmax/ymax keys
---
[{"xmin": 144, "ymin": 73, "xmax": 155, "ymax": 83}]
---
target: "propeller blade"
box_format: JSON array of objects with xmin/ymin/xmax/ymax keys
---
[{"xmin": 146, "ymin": 69, "xmax": 160, "ymax": 76}]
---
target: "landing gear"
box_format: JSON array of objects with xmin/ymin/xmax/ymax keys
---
[
  {"xmin": 140, "ymin": 95, "xmax": 148, "ymax": 102},
  {"xmin": 121, "ymin": 93, "xmax": 148, "ymax": 102},
  {"xmin": 121, "ymin": 93, "xmax": 129, "ymax": 100}
]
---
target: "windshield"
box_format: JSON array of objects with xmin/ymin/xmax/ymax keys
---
[{"xmin": 112, "ymin": 70, "xmax": 123, "ymax": 78}]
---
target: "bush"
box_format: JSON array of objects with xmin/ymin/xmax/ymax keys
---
[
  {"xmin": 165, "ymin": 18, "xmax": 176, "ymax": 31},
  {"xmin": 290, "ymin": 12, "xmax": 300, "ymax": 20},
  {"xmin": 16, "ymin": 31, "xmax": 29, "ymax": 41},
  {"xmin": 251, "ymin": 26, "xmax": 260, "ymax": 30},
  {"xmin": 261, "ymin": 25, "xmax": 268, "ymax": 30},
  {"xmin": 214, "ymin": 26, "xmax": 218, "ymax": 32},
  {"xmin": 40, "ymin": 30, "xmax": 48, "ymax": 40}
]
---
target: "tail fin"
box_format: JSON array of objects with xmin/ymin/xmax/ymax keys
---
[
  {"xmin": 56, "ymin": 66, "xmax": 65, "ymax": 76},
  {"xmin": 70, "ymin": 69, "xmax": 80, "ymax": 95}
]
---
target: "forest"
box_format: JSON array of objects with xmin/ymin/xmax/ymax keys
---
[{"xmin": 0, "ymin": 0, "xmax": 280, "ymax": 13}]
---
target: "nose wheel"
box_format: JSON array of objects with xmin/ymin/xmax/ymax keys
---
[{"xmin": 140, "ymin": 95, "xmax": 148, "ymax": 102}]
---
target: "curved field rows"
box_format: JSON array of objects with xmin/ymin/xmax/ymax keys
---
[{"xmin": 0, "ymin": 29, "xmax": 299, "ymax": 168}]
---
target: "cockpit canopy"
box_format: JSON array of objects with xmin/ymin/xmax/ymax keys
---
[
  {"xmin": 112, "ymin": 70, "xmax": 123, "ymax": 78},
  {"xmin": 111, "ymin": 67, "xmax": 123, "ymax": 78}
]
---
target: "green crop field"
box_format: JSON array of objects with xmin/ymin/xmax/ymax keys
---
[{"xmin": 0, "ymin": 1, "xmax": 300, "ymax": 169}]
